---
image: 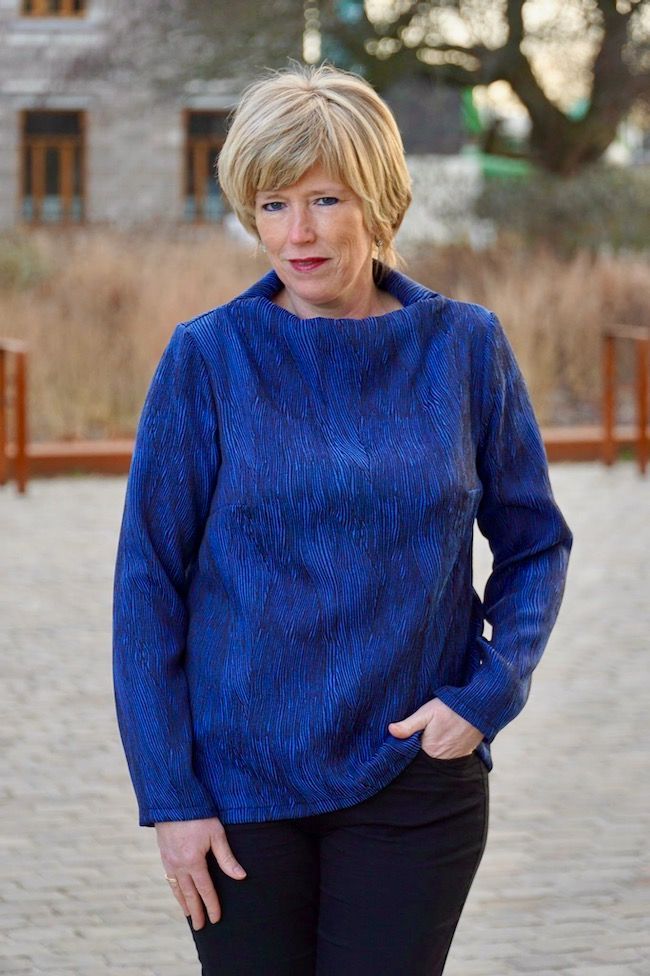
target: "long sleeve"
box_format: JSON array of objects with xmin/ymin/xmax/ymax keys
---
[
  {"xmin": 434, "ymin": 312, "xmax": 573, "ymax": 742},
  {"xmin": 112, "ymin": 323, "xmax": 221, "ymax": 827}
]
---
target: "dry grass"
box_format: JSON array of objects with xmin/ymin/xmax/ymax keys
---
[
  {"xmin": 405, "ymin": 241, "xmax": 650, "ymax": 426},
  {"xmin": 1, "ymin": 226, "xmax": 267, "ymax": 441},
  {"xmin": 1, "ymin": 226, "xmax": 648, "ymax": 441}
]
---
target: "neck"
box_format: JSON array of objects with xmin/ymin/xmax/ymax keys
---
[{"xmin": 274, "ymin": 268, "xmax": 403, "ymax": 320}]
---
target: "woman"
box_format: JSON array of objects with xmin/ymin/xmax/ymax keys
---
[{"xmin": 113, "ymin": 63, "xmax": 573, "ymax": 975}]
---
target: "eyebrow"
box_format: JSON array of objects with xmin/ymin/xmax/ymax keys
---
[{"xmin": 256, "ymin": 186, "xmax": 345, "ymax": 197}]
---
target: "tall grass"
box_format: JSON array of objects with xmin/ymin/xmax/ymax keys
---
[
  {"xmin": 1, "ymin": 226, "xmax": 647, "ymax": 441},
  {"xmin": 404, "ymin": 241, "xmax": 650, "ymax": 427},
  {"xmin": 1, "ymin": 226, "xmax": 266, "ymax": 441}
]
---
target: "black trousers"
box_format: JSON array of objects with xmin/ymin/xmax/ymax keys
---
[{"xmin": 187, "ymin": 748, "xmax": 489, "ymax": 976}]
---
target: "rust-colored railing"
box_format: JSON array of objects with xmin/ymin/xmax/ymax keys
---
[
  {"xmin": 0, "ymin": 339, "xmax": 29, "ymax": 494},
  {"xmin": 602, "ymin": 325, "xmax": 649, "ymax": 476}
]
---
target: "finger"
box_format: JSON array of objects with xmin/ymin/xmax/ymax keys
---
[
  {"xmin": 161, "ymin": 863, "xmax": 191, "ymax": 917},
  {"xmin": 176, "ymin": 875, "xmax": 206, "ymax": 931},
  {"xmin": 388, "ymin": 717, "xmax": 423, "ymax": 737},
  {"xmin": 388, "ymin": 702, "xmax": 434, "ymax": 735},
  {"xmin": 167, "ymin": 880, "xmax": 191, "ymax": 917},
  {"xmin": 191, "ymin": 865, "xmax": 222, "ymax": 924},
  {"xmin": 211, "ymin": 828, "xmax": 247, "ymax": 880}
]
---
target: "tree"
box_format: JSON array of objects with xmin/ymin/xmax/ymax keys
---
[
  {"xmin": 59, "ymin": 0, "xmax": 304, "ymax": 100},
  {"xmin": 320, "ymin": 0, "xmax": 650, "ymax": 175}
]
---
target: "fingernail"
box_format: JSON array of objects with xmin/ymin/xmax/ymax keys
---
[{"xmin": 234, "ymin": 865, "xmax": 246, "ymax": 877}]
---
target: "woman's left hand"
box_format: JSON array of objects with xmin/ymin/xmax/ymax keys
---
[{"xmin": 388, "ymin": 697, "xmax": 484, "ymax": 758}]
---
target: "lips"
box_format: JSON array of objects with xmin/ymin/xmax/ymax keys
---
[{"xmin": 288, "ymin": 258, "xmax": 328, "ymax": 272}]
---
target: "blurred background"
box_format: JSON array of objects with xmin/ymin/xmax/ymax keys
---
[{"xmin": 1, "ymin": 0, "xmax": 649, "ymax": 450}]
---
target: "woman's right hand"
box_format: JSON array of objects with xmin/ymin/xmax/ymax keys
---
[{"xmin": 154, "ymin": 817, "xmax": 247, "ymax": 930}]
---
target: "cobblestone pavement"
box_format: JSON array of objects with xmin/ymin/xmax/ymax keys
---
[{"xmin": 1, "ymin": 462, "xmax": 649, "ymax": 976}]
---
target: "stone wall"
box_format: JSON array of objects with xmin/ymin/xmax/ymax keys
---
[{"xmin": 0, "ymin": 0, "xmax": 239, "ymax": 229}]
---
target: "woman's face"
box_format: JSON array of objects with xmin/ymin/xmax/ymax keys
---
[{"xmin": 254, "ymin": 162, "xmax": 376, "ymax": 319}]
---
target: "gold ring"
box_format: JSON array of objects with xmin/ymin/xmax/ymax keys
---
[{"xmin": 165, "ymin": 875, "xmax": 179, "ymax": 884}]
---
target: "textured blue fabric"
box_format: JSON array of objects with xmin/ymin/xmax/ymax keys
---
[{"xmin": 112, "ymin": 260, "xmax": 573, "ymax": 828}]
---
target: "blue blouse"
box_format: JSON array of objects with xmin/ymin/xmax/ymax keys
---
[{"xmin": 112, "ymin": 260, "xmax": 573, "ymax": 827}]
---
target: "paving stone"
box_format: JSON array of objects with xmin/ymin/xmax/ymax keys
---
[{"xmin": 567, "ymin": 968, "xmax": 643, "ymax": 976}]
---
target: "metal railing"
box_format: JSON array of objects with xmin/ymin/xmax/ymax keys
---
[
  {"xmin": 602, "ymin": 325, "xmax": 649, "ymax": 476},
  {"xmin": 0, "ymin": 338, "xmax": 29, "ymax": 494}
]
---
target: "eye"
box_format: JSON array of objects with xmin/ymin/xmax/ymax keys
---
[
  {"xmin": 316, "ymin": 196, "xmax": 339, "ymax": 206},
  {"xmin": 260, "ymin": 201, "xmax": 285, "ymax": 212}
]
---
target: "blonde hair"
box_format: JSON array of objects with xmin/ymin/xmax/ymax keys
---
[{"xmin": 217, "ymin": 61, "xmax": 412, "ymax": 270}]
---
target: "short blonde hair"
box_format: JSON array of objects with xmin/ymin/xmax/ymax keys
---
[{"xmin": 217, "ymin": 62, "xmax": 412, "ymax": 270}]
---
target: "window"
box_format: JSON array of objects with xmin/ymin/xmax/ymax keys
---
[
  {"xmin": 21, "ymin": 111, "xmax": 85, "ymax": 223},
  {"xmin": 21, "ymin": 0, "xmax": 86, "ymax": 15},
  {"xmin": 184, "ymin": 110, "xmax": 231, "ymax": 222}
]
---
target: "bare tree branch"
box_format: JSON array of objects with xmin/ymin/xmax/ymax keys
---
[{"xmin": 322, "ymin": 0, "xmax": 650, "ymax": 174}]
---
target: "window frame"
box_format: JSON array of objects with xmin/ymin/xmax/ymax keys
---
[
  {"xmin": 183, "ymin": 108, "xmax": 232, "ymax": 223},
  {"xmin": 21, "ymin": 0, "xmax": 86, "ymax": 16},
  {"xmin": 19, "ymin": 109, "xmax": 86, "ymax": 225}
]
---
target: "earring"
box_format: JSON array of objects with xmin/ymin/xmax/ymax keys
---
[{"xmin": 375, "ymin": 238, "xmax": 384, "ymax": 249}]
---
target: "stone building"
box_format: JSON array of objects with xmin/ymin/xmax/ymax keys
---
[{"xmin": 0, "ymin": 0, "xmax": 245, "ymax": 229}]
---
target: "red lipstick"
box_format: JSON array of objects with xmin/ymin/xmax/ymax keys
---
[{"xmin": 288, "ymin": 258, "xmax": 328, "ymax": 272}]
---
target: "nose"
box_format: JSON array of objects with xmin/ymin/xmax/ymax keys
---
[{"xmin": 287, "ymin": 204, "xmax": 316, "ymax": 245}]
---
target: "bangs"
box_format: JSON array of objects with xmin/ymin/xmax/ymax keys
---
[
  {"xmin": 253, "ymin": 135, "xmax": 341, "ymax": 194},
  {"xmin": 244, "ymin": 98, "xmax": 370, "ymax": 206}
]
